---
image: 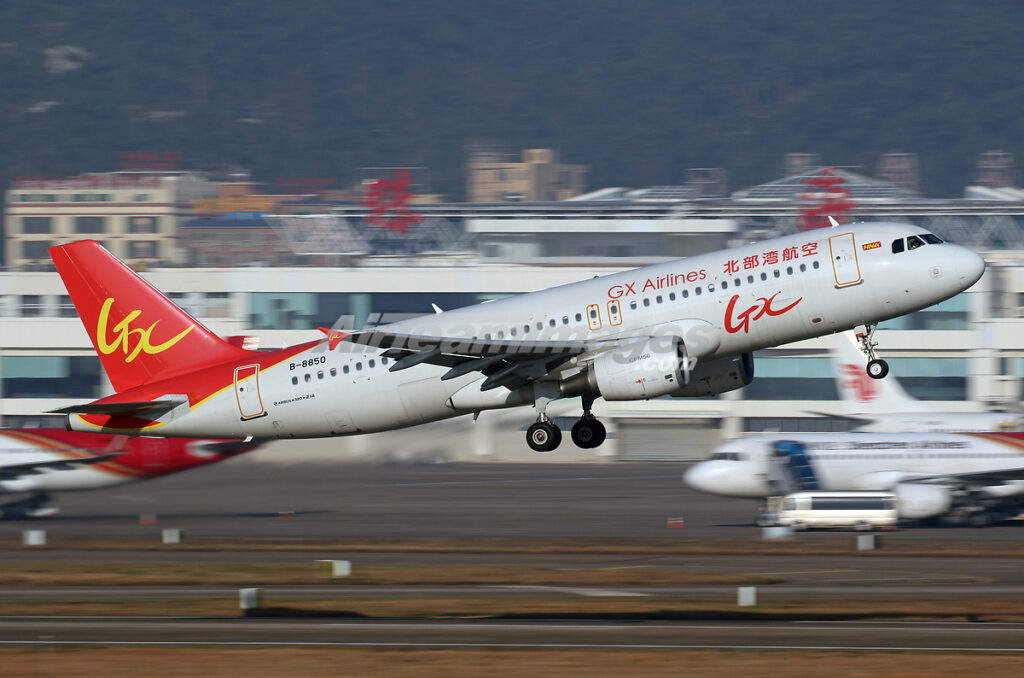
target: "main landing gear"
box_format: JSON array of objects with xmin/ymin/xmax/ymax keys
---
[
  {"xmin": 0, "ymin": 492, "xmax": 58, "ymax": 520},
  {"xmin": 856, "ymin": 323, "xmax": 889, "ymax": 380},
  {"xmin": 526, "ymin": 396, "xmax": 607, "ymax": 452}
]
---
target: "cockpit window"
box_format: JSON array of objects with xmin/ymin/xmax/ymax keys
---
[
  {"xmin": 922, "ymin": 233, "xmax": 943, "ymax": 244},
  {"xmin": 891, "ymin": 238, "xmax": 905, "ymax": 254},
  {"xmin": 710, "ymin": 452, "xmax": 743, "ymax": 461},
  {"xmin": 906, "ymin": 235, "xmax": 925, "ymax": 250}
]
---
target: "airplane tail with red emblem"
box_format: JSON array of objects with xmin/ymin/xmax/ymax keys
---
[
  {"xmin": 49, "ymin": 240, "xmax": 253, "ymax": 393},
  {"xmin": 832, "ymin": 331, "xmax": 928, "ymax": 415}
]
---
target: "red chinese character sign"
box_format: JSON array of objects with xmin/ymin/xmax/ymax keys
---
[
  {"xmin": 798, "ymin": 167, "xmax": 857, "ymax": 231},
  {"xmin": 360, "ymin": 169, "xmax": 423, "ymax": 234}
]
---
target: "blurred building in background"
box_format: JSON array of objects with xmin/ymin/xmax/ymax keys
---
[
  {"xmin": 466, "ymin": 147, "xmax": 589, "ymax": 202},
  {"xmin": 3, "ymin": 171, "xmax": 217, "ymax": 268}
]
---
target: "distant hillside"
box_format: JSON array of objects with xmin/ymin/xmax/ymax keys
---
[{"xmin": 2, "ymin": 1, "xmax": 1023, "ymax": 198}]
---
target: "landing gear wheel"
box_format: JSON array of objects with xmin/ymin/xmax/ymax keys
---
[
  {"xmin": 571, "ymin": 418, "xmax": 607, "ymax": 449},
  {"xmin": 866, "ymin": 358, "xmax": 889, "ymax": 380},
  {"xmin": 527, "ymin": 421, "xmax": 562, "ymax": 452}
]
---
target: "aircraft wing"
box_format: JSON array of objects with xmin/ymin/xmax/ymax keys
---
[
  {"xmin": 902, "ymin": 466, "xmax": 1024, "ymax": 488},
  {"xmin": 48, "ymin": 397, "xmax": 187, "ymax": 418},
  {"xmin": 0, "ymin": 452, "xmax": 122, "ymax": 481},
  {"xmin": 344, "ymin": 330, "xmax": 622, "ymax": 392}
]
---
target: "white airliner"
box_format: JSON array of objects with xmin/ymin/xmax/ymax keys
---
[
  {"xmin": 0, "ymin": 429, "xmax": 260, "ymax": 518},
  {"xmin": 48, "ymin": 222, "xmax": 984, "ymax": 451},
  {"xmin": 684, "ymin": 431, "xmax": 1024, "ymax": 525},
  {"xmin": 827, "ymin": 330, "xmax": 1021, "ymax": 432}
]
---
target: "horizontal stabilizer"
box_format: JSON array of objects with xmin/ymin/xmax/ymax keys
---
[
  {"xmin": 0, "ymin": 452, "xmax": 122, "ymax": 481},
  {"xmin": 48, "ymin": 398, "xmax": 186, "ymax": 418}
]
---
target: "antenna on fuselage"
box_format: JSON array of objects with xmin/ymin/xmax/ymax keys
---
[{"xmin": 828, "ymin": 216, "xmax": 839, "ymax": 227}]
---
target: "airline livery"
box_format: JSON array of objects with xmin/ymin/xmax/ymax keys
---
[
  {"xmin": 0, "ymin": 429, "xmax": 260, "ymax": 518},
  {"xmin": 684, "ymin": 431, "xmax": 1024, "ymax": 525},
  {"xmin": 826, "ymin": 330, "xmax": 1021, "ymax": 432},
  {"xmin": 48, "ymin": 222, "xmax": 984, "ymax": 451}
]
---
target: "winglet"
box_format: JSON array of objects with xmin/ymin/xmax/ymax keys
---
[{"xmin": 317, "ymin": 327, "xmax": 348, "ymax": 350}]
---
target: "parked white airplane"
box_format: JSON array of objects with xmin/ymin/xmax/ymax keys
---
[
  {"xmin": 0, "ymin": 429, "xmax": 260, "ymax": 518},
  {"xmin": 684, "ymin": 431, "xmax": 1024, "ymax": 525},
  {"xmin": 48, "ymin": 223, "xmax": 983, "ymax": 451},
  {"xmin": 829, "ymin": 330, "xmax": 1021, "ymax": 432}
]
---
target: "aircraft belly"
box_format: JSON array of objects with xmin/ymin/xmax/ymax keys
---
[{"xmin": 395, "ymin": 377, "xmax": 460, "ymax": 426}]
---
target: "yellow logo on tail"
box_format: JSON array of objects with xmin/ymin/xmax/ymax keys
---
[{"xmin": 96, "ymin": 298, "xmax": 194, "ymax": 363}]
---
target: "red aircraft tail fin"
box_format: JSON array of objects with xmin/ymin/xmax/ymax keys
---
[{"xmin": 49, "ymin": 240, "xmax": 252, "ymax": 392}]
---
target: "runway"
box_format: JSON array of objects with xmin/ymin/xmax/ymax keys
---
[
  {"xmin": 3, "ymin": 460, "xmax": 1023, "ymax": 544},
  {"xmin": 2, "ymin": 617, "xmax": 1023, "ymax": 652}
]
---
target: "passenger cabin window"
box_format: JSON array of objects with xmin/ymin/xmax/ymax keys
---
[
  {"xmin": 907, "ymin": 235, "xmax": 925, "ymax": 250},
  {"xmin": 892, "ymin": 238, "xmax": 905, "ymax": 253},
  {"xmin": 630, "ymin": 301, "xmax": 638, "ymax": 310}
]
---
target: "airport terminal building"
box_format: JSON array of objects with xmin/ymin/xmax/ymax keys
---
[{"xmin": 3, "ymin": 186, "xmax": 1024, "ymax": 462}]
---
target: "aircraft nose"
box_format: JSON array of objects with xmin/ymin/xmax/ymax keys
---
[
  {"xmin": 683, "ymin": 461, "xmax": 734, "ymax": 495},
  {"xmin": 954, "ymin": 247, "xmax": 985, "ymax": 288}
]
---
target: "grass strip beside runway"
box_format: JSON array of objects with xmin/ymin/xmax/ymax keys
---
[{"xmin": 3, "ymin": 648, "xmax": 1024, "ymax": 678}]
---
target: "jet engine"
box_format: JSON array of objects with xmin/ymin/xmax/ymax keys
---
[
  {"xmin": 562, "ymin": 339, "xmax": 753, "ymax": 402},
  {"xmin": 893, "ymin": 483, "xmax": 953, "ymax": 519},
  {"xmin": 669, "ymin": 353, "xmax": 754, "ymax": 398},
  {"xmin": 588, "ymin": 338, "xmax": 685, "ymax": 401}
]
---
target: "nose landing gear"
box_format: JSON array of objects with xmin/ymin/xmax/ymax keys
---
[{"xmin": 856, "ymin": 324, "xmax": 889, "ymax": 380}]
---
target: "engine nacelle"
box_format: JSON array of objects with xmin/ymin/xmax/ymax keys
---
[
  {"xmin": 589, "ymin": 338, "xmax": 684, "ymax": 401},
  {"xmin": 670, "ymin": 353, "xmax": 754, "ymax": 398},
  {"xmin": 893, "ymin": 483, "xmax": 953, "ymax": 519}
]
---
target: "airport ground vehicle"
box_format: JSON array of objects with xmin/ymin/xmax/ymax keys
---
[{"xmin": 774, "ymin": 491, "xmax": 898, "ymax": 530}]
